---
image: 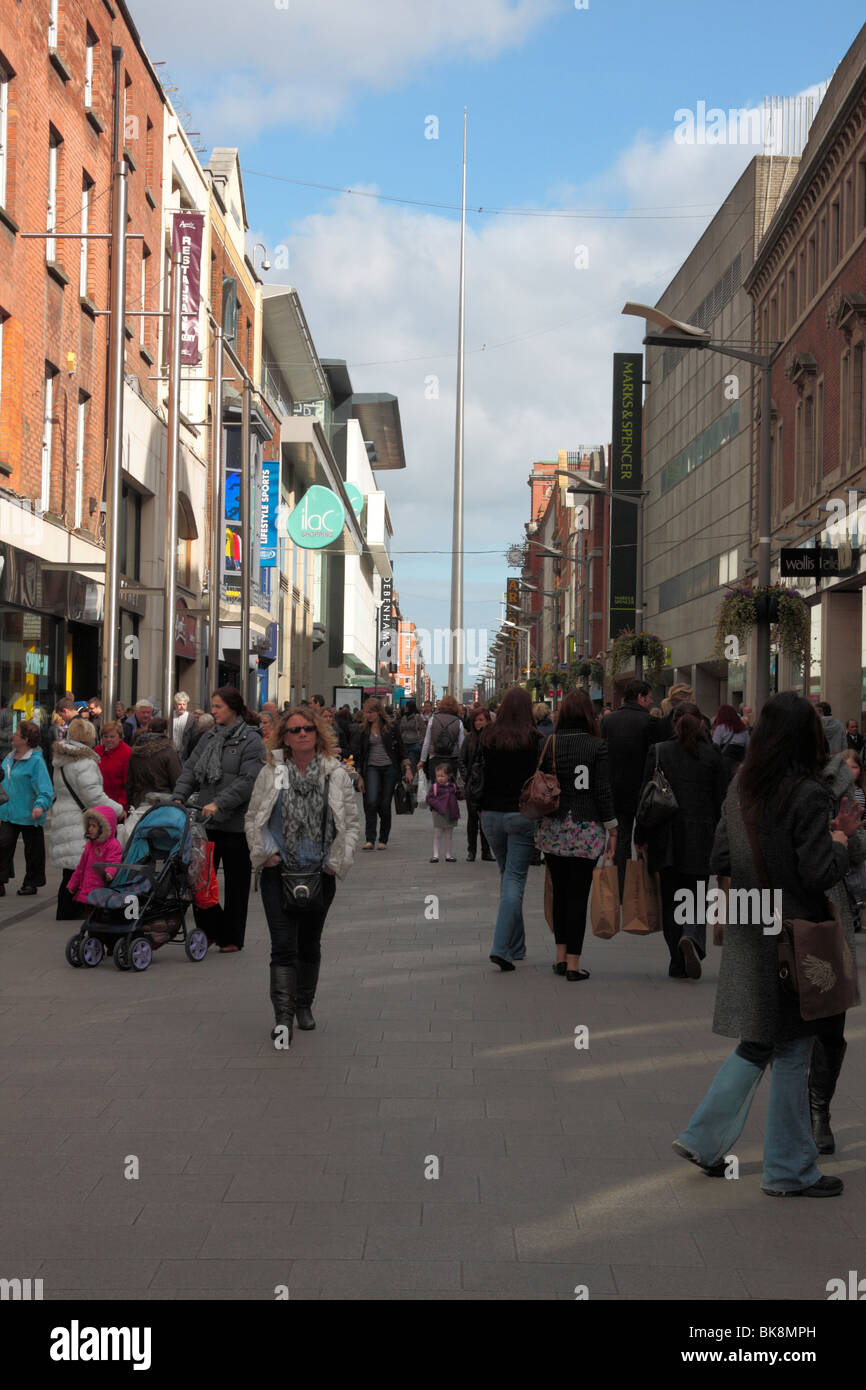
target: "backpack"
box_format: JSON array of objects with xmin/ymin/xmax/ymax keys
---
[{"xmin": 432, "ymin": 715, "xmax": 459, "ymax": 756}]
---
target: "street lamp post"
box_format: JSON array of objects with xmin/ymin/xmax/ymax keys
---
[{"xmin": 623, "ymin": 302, "xmax": 779, "ymax": 711}]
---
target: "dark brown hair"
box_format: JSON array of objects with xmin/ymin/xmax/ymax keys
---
[
  {"xmin": 17, "ymin": 720, "xmax": 41, "ymax": 749},
  {"xmin": 555, "ymin": 689, "xmax": 599, "ymax": 738},
  {"xmin": 483, "ymin": 687, "xmax": 536, "ymax": 752},
  {"xmin": 672, "ymin": 701, "xmax": 708, "ymax": 755},
  {"xmin": 739, "ymin": 692, "xmax": 827, "ymax": 815},
  {"xmin": 212, "ymin": 686, "xmax": 257, "ymax": 725}
]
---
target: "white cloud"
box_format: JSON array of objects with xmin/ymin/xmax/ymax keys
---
[
  {"xmin": 135, "ymin": 0, "xmax": 560, "ymax": 135},
  {"xmin": 251, "ymin": 131, "xmax": 760, "ymax": 685}
]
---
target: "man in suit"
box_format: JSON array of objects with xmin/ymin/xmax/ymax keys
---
[{"xmin": 603, "ymin": 679, "xmax": 659, "ymax": 896}]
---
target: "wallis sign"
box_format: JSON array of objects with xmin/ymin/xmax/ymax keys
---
[{"xmin": 286, "ymin": 485, "xmax": 345, "ymax": 550}]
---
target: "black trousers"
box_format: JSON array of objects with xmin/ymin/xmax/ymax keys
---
[
  {"xmin": 658, "ymin": 869, "xmax": 703, "ymax": 970},
  {"xmin": 260, "ymin": 865, "xmax": 336, "ymax": 1004},
  {"xmin": 466, "ymin": 803, "xmax": 490, "ymax": 856},
  {"xmin": 546, "ymin": 854, "xmax": 596, "ymax": 955},
  {"xmin": 0, "ymin": 821, "xmax": 46, "ymax": 888},
  {"xmin": 192, "ymin": 829, "xmax": 253, "ymax": 949}
]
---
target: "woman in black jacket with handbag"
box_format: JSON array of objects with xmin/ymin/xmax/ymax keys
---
[
  {"xmin": 354, "ymin": 698, "xmax": 412, "ymax": 850},
  {"xmin": 460, "ymin": 706, "xmax": 494, "ymax": 862},
  {"xmin": 535, "ymin": 690, "xmax": 617, "ymax": 980},
  {"xmin": 634, "ymin": 703, "xmax": 728, "ymax": 980}
]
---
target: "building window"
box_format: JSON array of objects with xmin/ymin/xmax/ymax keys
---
[
  {"xmin": 807, "ymin": 233, "xmax": 817, "ymax": 299},
  {"xmin": 769, "ymin": 294, "xmax": 777, "ymax": 343},
  {"xmin": 815, "ymin": 378, "xmax": 824, "ymax": 487},
  {"xmin": 853, "ymin": 343, "xmax": 864, "ymax": 465},
  {"xmin": 84, "ymin": 27, "xmax": 96, "ymax": 108},
  {"xmin": 74, "ymin": 393, "xmax": 88, "ymax": 529},
  {"xmin": 841, "ymin": 350, "xmax": 850, "ymax": 469},
  {"xmin": 42, "ymin": 366, "xmax": 57, "ymax": 512},
  {"xmin": 0, "ymin": 59, "xmax": 9, "ymax": 208},
  {"xmin": 819, "ymin": 214, "xmax": 827, "ymax": 284},
  {"xmin": 119, "ymin": 483, "xmax": 141, "ymax": 580},
  {"xmin": 48, "ymin": 0, "xmax": 58, "ymax": 48},
  {"xmin": 860, "ymin": 159, "xmax": 866, "ymax": 232},
  {"xmin": 830, "ymin": 201, "xmax": 841, "ymax": 270},
  {"xmin": 804, "ymin": 395, "xmax": 814, "ymax": 497},
  {"xmin": 794, "ymin": 399, "xmax": 803, "ymax": 499},
  {"xmin": 798, "ymin": 249, "xmax": 805, "ymax": 314},
  {"xmin": 788, "ymin": 268, "xmax": 796, "ymax": 326},
  {"xmin": 845, "ymin": 175, "xmax": 854, "ymax": 250},
  {"xmin": 47, "ymin": 128, "xmax": 61, "ymax": 263},
  {"xmin": 80, "ymin": 175, "xmax": 92, "ymax": 296}
]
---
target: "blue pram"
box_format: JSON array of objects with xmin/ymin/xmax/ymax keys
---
[{"xmin": 64, "ymin": 802, "xmax": 209, "ymax": 972}]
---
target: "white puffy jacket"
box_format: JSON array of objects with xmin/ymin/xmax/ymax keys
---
[
  {"xmin": 47, "ymin": 741, "xmax": 124, "ymax": 870},
  {"xmin": 245, "ymin": 752, "xmax": 360, "ymax": 881}
]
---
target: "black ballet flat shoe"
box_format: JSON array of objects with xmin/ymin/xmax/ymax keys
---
[
  {"xmin": 552, "ymin": 961, "xmax": 567, "ymax": 976},
  {"xmin": 566, "ymin": 968, "xmax": 590, "ymax": 982},
  {"xmin": 16, "ymin": 885, "xmax": 37, "ymax": 896},
  {"xmin": 466, "ymin": 852, "xmax": 476, "ymax": 862}
]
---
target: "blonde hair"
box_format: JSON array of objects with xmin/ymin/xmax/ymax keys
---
[
  {"xmin": 67, "ymin": 717, "xmax": 95, "ymax": 747},
  {"xmin": 272, "ymin": 706, "xmax": 338, "ymax": 761},
  {"xmin": 532, "ymin": 703, "xmax": 549, "ymax": 722}
]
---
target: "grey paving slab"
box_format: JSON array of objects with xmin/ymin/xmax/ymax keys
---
[{"xmin": 1, "ymin": 809, "xmax": 864, "ymax": 1301}]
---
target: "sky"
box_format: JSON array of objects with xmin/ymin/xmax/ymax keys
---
[{"xmin": 134, "ymin": 0, "xmax": 866, "ymax": 692}]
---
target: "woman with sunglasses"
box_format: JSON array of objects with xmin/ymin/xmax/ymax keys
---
[{"xmin": 246, "ymin": 706, "xmax": 360, "ymax": 1043}]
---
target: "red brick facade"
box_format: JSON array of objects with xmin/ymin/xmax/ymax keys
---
[{"xmin": 0, "ymin": 0, "xmax": 164, "ymax": 529}]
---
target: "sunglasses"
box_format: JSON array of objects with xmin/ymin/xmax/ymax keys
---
[{"xmin": 285, "ymin": 724, "xmax": 316, "ymax": 735}]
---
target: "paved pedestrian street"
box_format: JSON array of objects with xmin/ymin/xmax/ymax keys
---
[{"xmin": 1, "ymin": 804, "xmax": 864, "ymax": 1303}]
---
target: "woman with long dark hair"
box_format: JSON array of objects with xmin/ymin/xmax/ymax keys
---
[
  {"xmin": 673, "ymin": 692, "xmax": 863, "ymax": 1197},
  {"xmin": 460, "ymin": 706, "xmax": 494, "ymax": 862},
  {"xmin": 635, "ymin": 702, "xmax": 728, "ymax": 980},
  {"xmin": 535, "ymin": 690, "xmax": 617, "ymax": 980},
  {"xmin": 246, "ymin": 706, "xmax": 360, "ymax": 1042},
  {"xmin": 354, "ymin": 698, "xmax": 412, "ymax": 851},
  {"xmin": 479, "ymin": 687, "xmax": 541, "ymax": 970},
  {"xmin": 173, "ymin": 686, "xmax": 266, "ymax": 952}
]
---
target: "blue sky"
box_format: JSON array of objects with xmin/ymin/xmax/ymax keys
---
[{"xmin": 135, "ymin": 0, "xmax": 866, "ymax": 690}]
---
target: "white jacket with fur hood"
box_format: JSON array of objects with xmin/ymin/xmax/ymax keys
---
[
  {"xmin": 245, "ymin": 751, "xmax": 360, "ymax": 880},
  {"xmin": 47, "ymin": 740, "xmax": 124, "ymax": 870}
]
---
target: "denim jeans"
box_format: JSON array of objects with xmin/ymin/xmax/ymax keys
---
[
  {"xmin": 364, "ymin": 763, "xmax": 398, "ymax": 844},
  {"xmin": 481, "ymin": 810, "xmax": 536, "ymax": 961},
  {"xmin": 677, "ymin": 1037, "xmax": 822, "ymax": 1192}
]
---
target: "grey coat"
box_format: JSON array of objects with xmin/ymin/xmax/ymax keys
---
[
  {"xmin": 709, "ymin": 774, "xmax": 849, "ymax": 1043},
  {"xmin": 173, "ymin": 718, "xmax": 266, "ymax": 833},
  {"xmin": 822, "ymin": 753, "xmax": 866, "ymax": 951}
]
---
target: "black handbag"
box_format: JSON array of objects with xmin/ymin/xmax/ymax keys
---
[
  {"xmin": 393, "ymin": 779, "xmax": 414, "ymax": 816},
  {"xmin": 280, "ymin": 776, "xmax": 331, "ymax": 913},
  {"xmin": 465, "ymin": 743, "xmax": 485, "ymax": 804},
  {"xmin": 635, "ymin": 743, "xmax": 678, "ymax": 830}
]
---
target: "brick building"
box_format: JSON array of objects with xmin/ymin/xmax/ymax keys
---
[{"xmin": 745, "ymin": 22, "xmax": 866, "ymax": 721}]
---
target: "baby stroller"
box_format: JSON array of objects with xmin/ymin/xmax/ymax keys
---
[{"xmin": 64, "ymin": 801, "xmax": 209, "ymax": 972}]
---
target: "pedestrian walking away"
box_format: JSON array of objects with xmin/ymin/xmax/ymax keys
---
[
  {"xmin": 674, "ymin": 692, "xmax": 863, "ymax": 1198},
  {"xmin": 419, "ymin": 695, "xmax": 465, "ymax": 783},
  {"xmin": 0, "ymin": 720, "xmax": 54, "ymax": 897},
  {"xmin": 535, "ymin": 690, "xmax": 618, "ymax": 981},
  {"xmin": 460, "ymin": 706, "xmax": 494, "ymax": 861},
  {"xmin": 711, "ymin": 704, "xmax": 750, "ymax": 777},
  {"xmin": 172, "ymin": 686, "xmax": 266, "ymax": 952},
  {"xmin": 479, "ymin": 686, "xmax": 542, "ymax": 970},
  {"xmin": 397, "ymin": 700, "xmax": 425, "ymax": 779},
  {"xmin": 354, "ymin": 698, "xmax": 412, "ymax": 851},
  {"xmin": 602, "ymin": 679, "xmax": 659, "ymax": 897},
  {"xmin": 126, "ymin": 717, "xmax": 183, "ymax": 811},
  {"xmin": 635, "ymin": 702, "xmax": 728, "ymax": 980},
  {"xmin": 246, "ymin": 705, "xmax": 359, "ymax": 1043},
  {"xmin": 426, "ymin": 762, "xmax": 464, "ymax": 862}
]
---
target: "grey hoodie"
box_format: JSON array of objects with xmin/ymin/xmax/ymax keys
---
[{"xmin": 822, "ymin": 715, "xmax": 847, "ymax": 755}]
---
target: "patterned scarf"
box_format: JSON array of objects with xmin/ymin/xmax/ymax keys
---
[
  {"xmin": 197, "ymin": 718, "xmax": 239, "ymax": 787},
  {"xmin": 280, "ymin": 753, "xmax": 334, "ymax": 871}
]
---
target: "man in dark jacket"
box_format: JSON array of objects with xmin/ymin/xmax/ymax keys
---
[
  {"xmin": 603, "ymin": 679, "xmax": 659, "ymax": 895},
  {"xmin": 126, "ymin": 718, "xmax": 183, "ymax": 810}
]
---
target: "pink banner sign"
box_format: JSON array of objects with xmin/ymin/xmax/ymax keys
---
[{"xmin": 172, "ymin": 212, "xmax": 204, "ymax": 365}]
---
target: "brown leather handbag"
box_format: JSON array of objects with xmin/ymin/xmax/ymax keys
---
[
  {"xmin": 518, "ymin": 735, "xmax": 560, "ymax": 820},
  {"xmin": 743, "ymin": 813, "xmax": 860, "ymax": 1022}
]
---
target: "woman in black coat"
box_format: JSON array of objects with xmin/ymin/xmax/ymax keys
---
[
  {"xmin": 634, "ymin": 702, "xmax": 728, "ymax": 980},
  {"xmin": 673, "ymin": 693, "xmax": 863, "ymax": 1198},
  {"xmin": 354, "ymin": 698, "xmax": 412, "ymax": 851},
  {"xmin": 460, "ymin": 706, "xmax": 494, "ymax": 862}
]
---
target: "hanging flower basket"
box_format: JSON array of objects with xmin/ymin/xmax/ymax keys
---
[
  {"xmin": 610, "ymin": 630, "xmax": 665, "ymax": 680},
  {"xmin": 714, "ymin": 584, "xmax": 809, "ymax": 667}
]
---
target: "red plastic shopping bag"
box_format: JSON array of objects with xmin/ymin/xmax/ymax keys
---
[{"xmin": 194, "ymin": 841, "xmax": 219, "ymax": 909}]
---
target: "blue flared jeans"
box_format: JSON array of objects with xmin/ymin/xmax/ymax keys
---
[
  {"xmin": 677, "ymin": 1037, "xmax": 822, "ymax": 1192},
  {"xmin": 481, "ymin": 810, "xmax": 536, "ymax": 961}
]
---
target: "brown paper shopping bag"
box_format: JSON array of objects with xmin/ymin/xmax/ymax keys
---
[
  {"xmin": 591, "ymin": 857, "xmax": 620, "ymax": 939},
  {"xmin": 622, "ymin": 857, "xmax": 662, "ymax": 934}
]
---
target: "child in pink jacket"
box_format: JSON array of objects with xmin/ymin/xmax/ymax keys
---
[
  {"xmin": 426, "ymin": 764, "xmax": 464, "ymax": 863},
  {"xmin": 67, "ymin": 805, "xmax": 123, "ymax": 907}
]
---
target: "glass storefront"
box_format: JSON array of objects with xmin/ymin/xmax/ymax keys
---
[{"xmin": 0, "ymin": 607, "xmax": 64, "ymax": 730}]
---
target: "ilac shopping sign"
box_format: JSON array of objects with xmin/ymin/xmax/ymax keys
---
[{"xmin": 286, "ymin": 485, "xmax": 346, "ymax": 550}]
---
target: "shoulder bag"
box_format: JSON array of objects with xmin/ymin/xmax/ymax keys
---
[
  {"xmin": 465, "ymin": 741, "xmax": 485, "ymax": 804},
  {"xmin": 742, "ymin": 809, "xmax": 859, "ymax": 1022},
  {"xmin": 635, "ymin": 743, "xmax": 678, "ymax": 831},
  {"xmin": 518, "ymin": 735, "xmax": 560, "ymax": 820},
  {"xmin": 281, "ymin": 776, "xmax": 331, "ymax": 913}
]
